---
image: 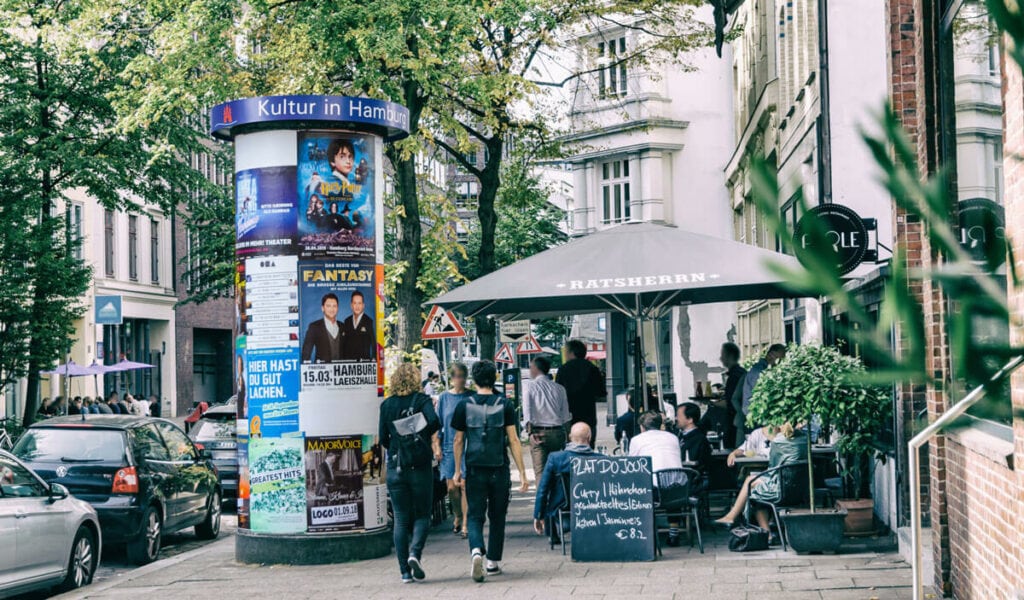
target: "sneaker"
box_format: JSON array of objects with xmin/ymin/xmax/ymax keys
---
[
  {"xmin": 485, "ymin": 560, "xmax": 502, "ymax": 576},
  {"xmin": 471, "ymin": 550, "xmax": 485, "ymax": 582},
  {"xmin": 408, "ymin": 556, "xmax": 425, "ymax": 581},
  {"xmin": 401, "ymin": 573, "xmax": 414, "ymax": 584}
]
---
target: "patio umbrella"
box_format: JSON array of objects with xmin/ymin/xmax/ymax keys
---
[
  {"xmin": 427, "ymin": 221, "xmax": 809, "ymax": 409},
  {"xmin": 40, "ymin": 360, "xmax": 110, "ymax": 414},
  {"xmin": 104, "ymin": 359, "xmax": 154, "ymax": 372}
]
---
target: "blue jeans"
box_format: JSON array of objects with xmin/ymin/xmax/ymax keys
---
[
  {"xmin": 386, "ymin": 466, "xmax": 433, "ymax": 575},
  {"xmin": 465, "ymin": 465, "xmax": 511, "ymax": 561}
]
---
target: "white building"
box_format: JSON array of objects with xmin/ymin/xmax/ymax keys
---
[
  {"xmin": 560, "ymin": 6, "xmax": 738, "ymax": 413},
  {"xmin": 725, "ymin": 0, "xmax": 893, "ymax": 526},
  {"xmin": 4, "ymin": 193, "xmax": 179, "ymax": 419}
]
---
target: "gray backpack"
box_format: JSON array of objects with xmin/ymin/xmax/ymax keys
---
[{"xmin": 465, "ymin": 395, "xmax": 507, "ymax": 467}]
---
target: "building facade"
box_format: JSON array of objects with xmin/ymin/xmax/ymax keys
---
[
  {"xmin": 562, "ymin": 6, "xmax": 737, "ymax": 410},
  {"xmin": 173, "ymin": 149, "xmax": 236, "ymax": 416}
]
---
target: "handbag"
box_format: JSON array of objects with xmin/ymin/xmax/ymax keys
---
[{"xmin": 727, "ymin": 524, "xmax": 770, "ymax": 552}]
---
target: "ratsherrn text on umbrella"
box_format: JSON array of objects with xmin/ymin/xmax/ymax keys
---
[
  {"xmin": 257, "ymin": 98, "xmax": 408, "ymax": 129},
  {"xmin": 561, "ymin": 272, "xmax": 718, "ymax": 290}
]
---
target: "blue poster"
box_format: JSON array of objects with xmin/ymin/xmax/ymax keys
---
[
  {"xmin": 296, "ymin": 132, "xmax": 375, "ymax": 259},
  {"xmin": 236, "ymin": 166, "xmax": 298, "ymax": 257},
  {"xmin": 245, "ymin": 348, "xmax": 300, "ymax": 438}
]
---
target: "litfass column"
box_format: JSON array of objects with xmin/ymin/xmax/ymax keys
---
[{"xmin": 210, "ymin": 95, "xmax": 408, "ymax": 564}]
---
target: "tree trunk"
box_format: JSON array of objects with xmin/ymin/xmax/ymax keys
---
[
  {"xmin": 390, "ymin": 82, "xmax": 425, "ymax": 353},
  {"xmin": 474, "ymin": 138, "xmax": 503, "ymax": 359}
]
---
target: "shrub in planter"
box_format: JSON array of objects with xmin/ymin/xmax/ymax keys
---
[{"xmin": 748, "ymin": 344, "xmax": 888, "ymax": 547}]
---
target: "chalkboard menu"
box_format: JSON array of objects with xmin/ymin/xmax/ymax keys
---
[{"xmin": 569, "ymin": 455, "xmax": 655, "ymax": 562}]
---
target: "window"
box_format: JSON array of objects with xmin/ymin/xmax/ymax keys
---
[
  {"xmin": 156, "ymin": 423, "xmax": 196, "ymax": 462},
  {"xmin": 150, "ymin": 218, "xmax": 160, "ymax": 284},
  {"xmin": 70, "ymin": 202, "xmax": 83, "ymax": 261},
  {"xmin": 464, "ymin": 151, "xmax": 478, "ymax": 167},
  {"xmin": 0, "ymin": 455, "xmax": 48, "ymax": 498},
  {"xmin": 597, "ymin": 36, "xmax": 628, "ymax": 99},
  {"xmin": 455, "ymin": 180, "xmax": 479, "ymax": 208},
  {"xmin": 600, "ymin": 159, "xmax": 631, "ymax": 224},
  {"xmin": 128, "ymin": 215, "xmax": 138, "ymax": 280},
  {"xmin": 104, "ymin": 210, "xmax": 115, "ymax": 277},
  {"xmin": 131, "ymin": 424, "xmax": 170, "ymax": 461}
]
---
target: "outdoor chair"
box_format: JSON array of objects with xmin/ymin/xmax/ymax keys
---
[
  {"xmin": 654, "ymin": 468, "xmax": 704, "ymax": 554},
  {"xmin": 552, "ymin": 472, "xmax": 573, "ymax": 555},
  {"xmin": 746, "ymin": 461, "xmax": 810, "ymax": 551}
]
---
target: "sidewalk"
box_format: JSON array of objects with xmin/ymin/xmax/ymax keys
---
[{"xmin": 58, "ymin": 407, "xmax": 914, "ymax": 599}]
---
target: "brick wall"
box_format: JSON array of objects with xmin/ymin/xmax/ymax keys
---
[{"xmin": 173, "ymin": 213, "xmax": 234, "ymax": 416}]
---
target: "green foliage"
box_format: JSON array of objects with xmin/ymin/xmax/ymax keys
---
[
  {"xmin": 458, "ymin": 157, "xmax": 566, "ymax": 281},
  {"xmin": 748, "ymin": 344, "xmax": 890, "ymax": 503},
  {"xmin": 0, "ymin": 0, "xmax": 210, "ymax": 423}
]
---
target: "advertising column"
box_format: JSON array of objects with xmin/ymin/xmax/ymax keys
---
[{"xmin": 212, "ymin": 96, "xmax": 407, "ymax": 563}]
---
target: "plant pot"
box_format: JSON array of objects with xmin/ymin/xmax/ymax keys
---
[
  {"xmin": 835, "ymin": 498, "xmax": 875, "ymax": 536},
  {"xmin": 779, "ymin": 508, "xmax": 847, "ymax": 554}
]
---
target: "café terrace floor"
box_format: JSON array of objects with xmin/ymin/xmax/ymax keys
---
[{"xmin": 58, "ymin": 406, "xmax": 918, "ymax": 600}]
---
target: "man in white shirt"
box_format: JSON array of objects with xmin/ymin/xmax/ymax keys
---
[
  {"xmin": 522, "ymin": 356, "xmax": 571, "ymax": 481},
  {"xmin": 628, "ymin": 411, "xmax": 683, "ymax": 483}
]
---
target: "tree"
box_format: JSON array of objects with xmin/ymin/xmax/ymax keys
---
[
  {"xmin": 431, "ymin": 0, "xmax": 713, "ymax": 357},
  {"xmin": 0, "ymin": 0, "xmax": 213, "ymax": 424}
]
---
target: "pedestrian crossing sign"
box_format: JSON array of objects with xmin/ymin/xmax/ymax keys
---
[
  {"xmin": 421, "ymin": 306, "xmax": 467, "ymax": 340},
  {"xmin": 494, "ymin": 343, "xmax": 515, "ymax": 364},
  {"xmin": 517, "ymin": 335, "xmax": 542, "ymax": 354}
]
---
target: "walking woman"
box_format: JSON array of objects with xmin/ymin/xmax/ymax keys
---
[
  {"xmin": 435, "ymin": 362, "xmax": 472, "ymax": 537},
  {"xmin": 379, "ymin": 363, "xmax": 441, "ymax": 583}
]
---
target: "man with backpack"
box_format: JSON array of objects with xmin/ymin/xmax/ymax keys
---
[{"xmin": 452, "ymin": 360, "xmax": 529, "ymax": 583}]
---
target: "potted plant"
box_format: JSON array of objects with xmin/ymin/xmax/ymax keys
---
[
  {"xmin": 830, "ymin": 366, "xmax": 892, "ymax": 535},
  {"xmin": 747, "ymin": 344, "xmax": 887, "ymax": 552}
]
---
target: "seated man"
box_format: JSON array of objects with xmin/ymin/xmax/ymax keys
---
[
  {"xmin": 629, "ymin": 411, "xmax": 687, "ymax": 547},
  {"xmin": 714, "ymin": 425, "xmax": 808, "ymax": 545},
  {"xmin": 676, "ymin": 402, "xmax": 711, "ymax": 472},
  {"xmin": 533, "ymin": 423, "xmax": 605, "ymax": 544}
]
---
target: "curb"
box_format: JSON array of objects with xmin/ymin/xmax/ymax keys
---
[{"xmin": 53, "ymin": 534, "xmax": 235, "ymax": 600}]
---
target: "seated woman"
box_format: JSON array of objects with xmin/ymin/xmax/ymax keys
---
[{"xmin": 714, "ymin": 424, "xmax": 808, "ymax": 535}]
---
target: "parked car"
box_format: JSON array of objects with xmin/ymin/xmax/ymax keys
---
[
  {"xmin": 187, "ymin": 405, "xmax": 238, "ymax": 502},
  {"xmin": 0, "ymin": 449, "xmax": 101, "ymax": 596},
  {"xmin": 12, "ymin": 415, "xmax": 222, "ymax": 565}
]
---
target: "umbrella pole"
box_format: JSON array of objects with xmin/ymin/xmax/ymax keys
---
[
  {"xmin": 651, "ymin": 316, "xmax": 666, "ymax": 415},
  {"xmin": 634, "ymin": 296, "xmax": 648, "ymax": 414}
]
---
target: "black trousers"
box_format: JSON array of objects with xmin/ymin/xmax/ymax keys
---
[
  {"xmin": 465, "ymin": 465, "xmax": 511, "ymax": 561},
  {"xmin": 387, "ymin": 466, "xmax": 433, "ymax": 575}
]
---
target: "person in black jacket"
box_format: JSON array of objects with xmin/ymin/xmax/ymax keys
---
[
  {"xmin": 379, "ymin": 362, "xmax": 440, "ymax": 584},
  {"xmin": 340, "ymin": 291, "xmax": 375, "ymax": 361},
  {"xmin": 301, "ymin": 293, "xmax": 343, "ymax": 363},
  {"xmin": 555, "ymin": 340, "xmax": 606, "ymax": 449}
]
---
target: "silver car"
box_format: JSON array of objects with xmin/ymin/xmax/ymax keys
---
[{"xmin": 0, "ymin": 449, "xmax": 101, "ymax": 596}]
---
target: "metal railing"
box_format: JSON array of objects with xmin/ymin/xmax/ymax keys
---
[{"xmin": 908, "ymin": 355, "xmax": 1024, "ymax": 599}]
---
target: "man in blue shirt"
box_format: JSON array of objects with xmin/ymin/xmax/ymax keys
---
[
  {"xmin": 532, "ymin": 423, "xmax": 606, "ymax": 545},
  {"xmin": 738, "ymin": 344, "xmax": 786, "ymax": 443}
]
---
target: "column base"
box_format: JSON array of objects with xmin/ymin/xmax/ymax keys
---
[{"xmin": 236, "ymin": 527, "xmax": 392, "ymax": 565}]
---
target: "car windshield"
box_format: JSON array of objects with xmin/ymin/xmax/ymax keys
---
[
  {"xmin": 14, "ymin": 428, "xmax": 126, "ymax": 463},
  {"xmin": 193, "ymin": 420, "xmax": 235, "ymax": 441},
  {"xmin": 201, "ymin": 408, "xmax": 237, "ymax": 422}
]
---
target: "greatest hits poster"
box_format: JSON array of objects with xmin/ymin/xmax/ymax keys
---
[
  {"xmin": 297, "ymin": 132, "xmax": 375, "ymax": 259},
  {"xmin": 249, "ymin": 437, "xmax": 306, "ymax": 534}
]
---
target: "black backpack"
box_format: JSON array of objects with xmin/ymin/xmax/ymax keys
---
[
  {"xmin": 465, "ymin": 394, "xmax": 507, "ymax": 468},
  {"xmin": 389, "ymin": 394, "xmax": 432, "ymax": 471}
]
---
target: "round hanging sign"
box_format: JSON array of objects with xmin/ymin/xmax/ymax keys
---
[{"xmin": 793, "ymin": 203, "xmax": 870, "ymax": 276}]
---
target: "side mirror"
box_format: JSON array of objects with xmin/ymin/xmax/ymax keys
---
[{"xmin": 49, "ymin": 483, "xmax": 69, "ymax": 502}]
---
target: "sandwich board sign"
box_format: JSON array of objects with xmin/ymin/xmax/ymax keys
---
[
  {"xmin": 499, "ymin": 319, "xmax": 531, "ymax": 343},
  {"xmin": 421, "ymin": 306, "xmax": 466, "ymax": 340}
]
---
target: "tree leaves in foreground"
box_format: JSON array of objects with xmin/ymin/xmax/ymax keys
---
[
  {"xmin": 0, "ymin": 0, "xmax": 212, "ymax": 424},
  {"xmin": 752, "ymin": 105, "xmax": 1020, "ymax": 425}
]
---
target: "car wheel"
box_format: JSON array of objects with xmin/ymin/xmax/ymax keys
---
[
  {"xmin": 127, "ymin": 505, "xmax": 162, "ymax": 565},
  {"xmin": 195, "ymin": 491, "xmax": 221, "ymax": 540},
  {"xmin": 58, "ymin": 526, "xmax": 97, "ymax": 591}
]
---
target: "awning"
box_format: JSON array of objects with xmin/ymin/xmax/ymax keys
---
[{"xmin": 427, "ymin": 221, "xmax": 807, "ymax": 319}]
